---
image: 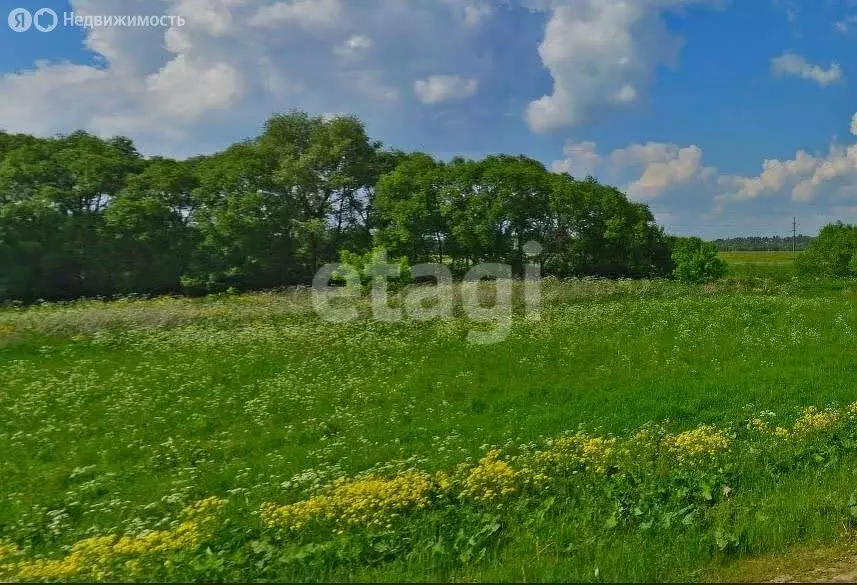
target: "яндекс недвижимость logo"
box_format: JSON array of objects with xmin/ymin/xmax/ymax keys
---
[
  {"xmin": 7, "ymin": 8, "xmax": 184, "ymax": 32},
  {"xmin": 8, "ymin": 7, "xmax": 58, "ymax": 32}
]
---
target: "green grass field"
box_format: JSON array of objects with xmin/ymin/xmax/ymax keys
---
[
  {"xmin": 720, "ymin": 251, "xmax": 800, "ymax": 280},
  {"xmin": 719, "ymin": 251, "xmax": 799, "ymax": 264},
  {"xmin": 4, "ymin": 277, "xmax": 857, "ymax": 581}
]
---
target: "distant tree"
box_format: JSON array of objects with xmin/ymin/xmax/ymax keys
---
[
  {"xmin": 671, "ymin": 237, "xmax": 727, "ymax": 283},
  {"xmin": 796, "ymin": 222, "xmax": 857, "ymax": 277},
  {"xmin": 714, "ymin": 235, "xmax": 813, "ymax": 251}
]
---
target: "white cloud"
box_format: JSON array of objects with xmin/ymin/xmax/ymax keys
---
[
  {"xmin": 609, "ymin": 142, "xmax": 709, "ymax": 199},
  {"xmin": 791, "ymin": 145, "xmax": 857, "ymax": 202},
  {"xmin": 440, "ymin": 0, "xmax": 494, "ymax": 26},
  {"xmin": 613, "ymin": 83, "xmax": 637, "ymax": 104},
  {"xmin": 0, "ymin": 64, "xmax": 112, "ymax": 136},
  {"xmin": 0, "ymin": 0, "xmax": 492, "ymax": 155},
  {"xmin": 551, "ymin": 141, "xmax": 601, "ymax": 176},
  {"xmin": 771, "ymin": 52, "xmax": 843, "ymax": 86},
  {"xmin": 717, "ymin": 151, "xmax": 820, "ymax": 202},
  {"xmin": 525, "ymin": 0, "xmax": 711, "ymax": 133},
  {"xmin": 414, "ymin": 75, "xmax": 479, "ymax": 104},
  {"xmin": 350, "ymin": 69, "xmax": 400, "ymax": 102},
  {"xmin": 464, "ymin": 3, "xmax": 494, "ymax": 25},
  {"xmin": 551, "ymin": 140, "xmax": 712, "ymax": 199},
  {"xmin": 551, "ymin": 121, "xmax": 857, "ymax": 236},
  {"xmin": 851, "ymin": 112, "xmax": 857, "ymax": 136},
  {"xmin": 171, "ymin": 0, "xmax": 236, "ymax": 36},
  {"xmin": 715, "ymin": 117, "xmax": 857, "ymax": 205},
  {"xmin": 146, "ymin": 55, "xmax": 243, "ymax": 120},
  {"xmin": 623, "ymin": 145, "xmax": 704, "ymax": 199},
  {"xmin": 334, "ymin": 35, "xmax": 373, "ymax": 58},
  {"xmin": 249, "ymin": 0, "xmax": 343, "ymax": 30},
  {"xmin": 833, "ymin": 15, "xmax": 857, "ymax": 33}
]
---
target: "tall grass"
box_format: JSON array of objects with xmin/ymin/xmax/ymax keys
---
[{"xmin": 2, "ymin": 277, "xmax": 857, "ymax": 580}]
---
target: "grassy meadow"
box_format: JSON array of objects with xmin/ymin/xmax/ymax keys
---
[
  {"xmin": 719, "ymin": 250, "xmax": 800, "ymax": 280},
  {"xmin": 5, "ymin": 260, "xmax": 857, "ymax": 580}
]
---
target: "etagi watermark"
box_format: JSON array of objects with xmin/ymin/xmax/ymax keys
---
[
  {"xmin": 312, "ymin": 241, "xmax": 543, "ymax": 345},
  {"xmin": 8, "ymin": 8, "xmax": 186, "ymax": 33}
]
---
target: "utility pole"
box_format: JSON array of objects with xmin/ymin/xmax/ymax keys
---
[{"xmin": 793, "ymin": 217, "xmax": 797, "ymax": 255}]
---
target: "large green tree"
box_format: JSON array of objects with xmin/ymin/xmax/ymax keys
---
[
  {"xmin": 373, "ymin": 153, "xmax": 446, "ymax": 263},
  {"xmin": 103, "ymin": 157, "xmax": 197, "ymax": 294},
  {"xmin": 0, "ymin": 111, "xmax": 684, "ymax": 302},
  {"xmin": 0, "ymin": 131, "xmax": 142, "ymax": 299},
  {"xmin": 796, "ymin": 222, "xmax": 857, "ymax": 277}
]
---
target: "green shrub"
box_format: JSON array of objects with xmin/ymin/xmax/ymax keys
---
[
  {"xmin": 671, "ymin": 237, "xmax": 727, "ymax": 284},
  {"xmin": 334, "ymin": 246, "xmax": 412, "ymax": 291},
  {"xmin": 796, "ymin": 222, "xmax": 857, "ymax": 277}
]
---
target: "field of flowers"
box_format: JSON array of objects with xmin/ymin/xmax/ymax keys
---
[{"xmin": 4, "ymin": 277, "xmax": 857, "ymax": 581}]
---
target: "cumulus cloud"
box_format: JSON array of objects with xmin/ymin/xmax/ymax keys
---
[
  {"xmin": 414, "ymin": 75, "xmax": 479, "ymax": 104},
  {"xmin": 771, "ymin": 52, "xmax": 843, "ymax": 86},
  {"xmin": 551, "ymin": 141, "xmax": 601, "ymax": 177},
  {"xmin": 791, "ymin": 146, "xmax": 857, "ymax": 202},
  {"xmin": 552, "ymin": 140, "xmax": 713, "ymax": 199},
  {"xmin": 715, "ymin": 117, "xmax": 857, "ymax": 205},
  {"xmin": 717, "ymin": 151, "xmax": 819, "ymax": 203},
  {"xmin": 550, "ymin": 123, "xmax": 857, "ymax": 236},
  {"xmin": 619, "ymin": 144, "xmax": 706, "ymax": 199},
  {"xmin": 440, "ymin": 0, "xmax": 494, "ymax": 26},
  {"xmin": 851, "ymin": 112, "xmax": 857, "ymax": 136},
  {"xmin": 248, "ymin": 0, "xmax": 343, "ymax": 30},
  {"xmin": 525, "ymin": 0, "xmax": 711, "ymax": 133},
  {"xmin": 0, "ymin": 0, "xmax": 494, "ymax": 155},
  {"xmin": 349, "ymin": 69, "xmax": 400, "ymax": 102},
  {"xmin": 147, "ymin": 56, "xmax": 243, "ymax": 120},
  {"xmin": 609, "ymin": 142, "xmax": 712, "ymax": 199},
  {"xmin": 555, "ymin": 114, "xmax": 857, "ymax": 212}
]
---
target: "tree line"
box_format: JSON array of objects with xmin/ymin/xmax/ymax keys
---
[
  {"xmin": 0, "ymin": 111, "xmax": 686, "ymax": 302},
  {"xmin": 714, "ymin": 235, "xmax": 813, "ymax": 252}
]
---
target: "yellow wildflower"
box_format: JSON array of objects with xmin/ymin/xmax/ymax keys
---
[
  {"xmin": 516, "ymin": 465, "xmax": 549, "ymax": 487},
  {"xmin": 434, "ymin": 470, "xmax": 454, "ymax": 492},
  {"xmin": 460, "ymin": 450, "xmax": 517, "ymax": 502},
  {"xmin": 181, "ymin": 496, "xmax": 227, "ymax": 522},
  {"xmin": 7, "ymin": 498, "xmax": 225, "ymax": 581},
  {"xmin": 748, "ymin": 418, "xmax": 770, "ymax": 433},
  {"xmin": 663, "ymin": 425, "xmax": 729, "ymax": 461},
  {"xmin": 0, "ymin": 541, "xmax": 17, "ymax": 562},
  {"xmin": 262, "ymin": 471, "xmax": 432, "ymax": 530},
  {"xmin": 112, "ymin": 521, "xmax": 199, "ymax": 556},
  {"xmin": 11, "ymin": 536, "xmax": 117, "ymax": 581},
  {"xmin": 539, "ymin": 434, "xmax": 616, "ymax": 474},
  {"xmin": 793, "ymin": 406, "xmax": 840, "ymax": 435}
]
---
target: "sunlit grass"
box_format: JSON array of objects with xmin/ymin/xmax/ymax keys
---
[
  {"xmin": 719, "ymin": 251, "xmax": 800, "ymax": 265},
  {"xmin": 2, "ymin": 277, "xmax": 857, "ymax": 580}
]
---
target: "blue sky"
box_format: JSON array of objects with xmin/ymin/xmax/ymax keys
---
[{"xmin": 1, "ymin": 0, "xmax": 857, "ymax": 238}]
